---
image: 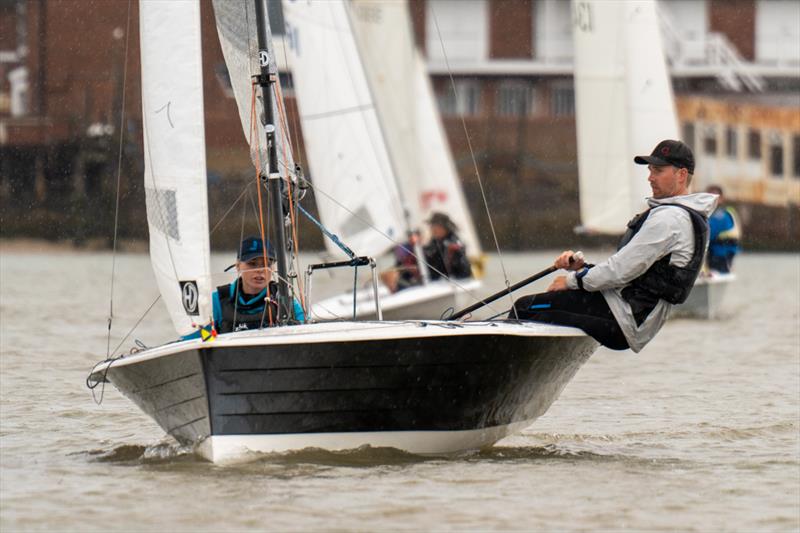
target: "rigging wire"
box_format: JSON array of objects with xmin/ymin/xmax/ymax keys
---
[
  {"xmin": 249, "ymin": 81, "xmax": 275, "ymax": 326},
  {"xmin": 106, "ymin": 0, "xmax": 133, "ymax": 358},
  {"xmin": 299, "ymin": 178, "xmax": 502, "ymax": 317},
  {"xmin": 429, "ymin": 5, "xmax": 517, "ymax": 315}
]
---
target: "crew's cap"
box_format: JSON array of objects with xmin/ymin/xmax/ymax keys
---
[
  {"xmin": 634, "ymin": 139, "xmax": 695, "ymax": 174},
  {"xmin": 237, "ymin": 236, "xmax": 275, "ymax": 262}
]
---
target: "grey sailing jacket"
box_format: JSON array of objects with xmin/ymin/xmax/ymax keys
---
[{"xmin": 566, "ymin": 193, "xmax": 718, "ymax": 352}]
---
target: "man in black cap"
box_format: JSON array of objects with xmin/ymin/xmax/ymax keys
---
[
  {"xmin": 512, "ymin": 140, "xmax": 717, "ymax": 352},
  {"xmin": 423, "ymin": 212, "xmax": 472, "ymax": 282},
  {"xmin": 212, "ymin": 236, "xmax": 304, "ymax": 333}
]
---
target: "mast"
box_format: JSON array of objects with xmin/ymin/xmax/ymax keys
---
[{"xmin": 253, "ymin": 0, "xmax": 290, "ymax": 322}]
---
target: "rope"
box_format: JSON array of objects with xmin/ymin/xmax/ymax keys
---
[
  {"xmin": 249, "ymin": 81, "xmax": 274, "ymax": 326},
  {"xmin": 274, "ymin": 82, "xmax": 306, "ymax": 314},
  {"xmin": 429, "ymin": 5, "xmax": 516, "ymax": 314},
  {"xmin": 296, "ymin": 203, "xmax": 357, "ymax": 260},
  {"xmin": 106, "ymin": 0, "xmax": 133, "ymax": 358}
]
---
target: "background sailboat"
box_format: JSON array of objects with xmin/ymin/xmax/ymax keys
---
[
  {"xmin": 283, "ymin": 0, "xmax": 483, "ymax": 321},
  {"xmin": 88, "ymin": 0, "xmax": 599, "ymax": 464},
  {"xmin": 572, "ymin": 0, "xmax": 733, "ymax": 319}
]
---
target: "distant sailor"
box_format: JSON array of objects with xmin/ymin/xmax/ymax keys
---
[
  {"xmin": 705, "ymin": 185, "xmax": 741, "ymax": 273},
  {"xmin": 512, "ymin": 140, "xmax": 717, "ymax": 352},
  {"xmin": 381, "ymin": 212, "xmax": 472, "ymax": 292}
]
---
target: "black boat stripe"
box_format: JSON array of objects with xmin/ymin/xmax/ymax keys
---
[
  {"xmin": 217, "ymin": 361, "xmax": 495, "ymax": 373},
  {"xmin": 218, "ymin": 408, "xmax": 399, "ymax": 417},
  {"xmin": 167, "ymin": 416, "xmax": 207, "ymax": 434},
  {"xmin": 217, "ymin": 384, "xmax": 459, "ymax": 396},
  {"xmin": 130, "ymin": 372, "xmax": 201, "ymax": 394},
  {"xmin": 154, "ymin": 394, "xmax": 206, "ymax": 413}
]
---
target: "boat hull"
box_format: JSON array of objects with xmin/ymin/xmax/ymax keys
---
[
  {"xmin": 93, "ymin": 321, "xmax": 597, "ymax": 462},
  {"xmin": 673, "ymin": 272, "xmax": 735, "ymax": 319},
  {"xmin": 310, "ymin": 279, "xmax": 483, "ymax": 321}
]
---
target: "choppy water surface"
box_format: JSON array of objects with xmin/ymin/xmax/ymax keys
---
[{"xmin": 1, "ymin": 249, "xmax": 798, "ymax": 531}]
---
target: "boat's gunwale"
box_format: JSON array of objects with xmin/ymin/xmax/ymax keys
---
[{"xmin": 91, "ymin": 320, "xmax": 588, "ymax": 377}]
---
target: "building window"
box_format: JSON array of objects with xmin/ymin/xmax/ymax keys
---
[
  {"xmin": 748, "ymin": 129, "xmax": 761, "ymax": 159},
  {"xmin": 703, "ymin": 127, "xmax": 717, "ymax": 155},
  {"xmin": 426, "ymin": 0, "xmax": 487, "ymax": 62},
  {"xmin": 770, "ymin": 143, "xmax": 784, "ymax": 177},
  {"xmin": 496, "ymin": 82, "xmax": 534, "ymax": 117},
  {"xmin": 682, "ymin": 122, "xmax": 695, "ymax": 151},
  {"xmin": 725, "ymin": 127, "xmax": 737, "ymax": 157},
  {"xmin": 438, "ymin": 79, "xmax": 481, "ymax": 116},
  {"xmin": 551, "ymin": 83, "xmax": 574, "ymax": 117},
  {"xmin": 793, "ymin": 135, "xmax": 800, "ymax": 179}
]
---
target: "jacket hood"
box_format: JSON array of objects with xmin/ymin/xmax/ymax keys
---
[{"xmin": 647, "ymin": 192, "xmax": 718, "ymax": 218}]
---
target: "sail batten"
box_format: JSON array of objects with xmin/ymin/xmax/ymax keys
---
[{"xmin": 140, "ymin": 0, "xmax": 212, "ymax": 335}]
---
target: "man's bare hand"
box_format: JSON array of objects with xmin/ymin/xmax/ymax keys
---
[
  {"xmin": 547, "ymin": 275, "xmax": 570, "ymax": 292},
  {"xmin": 554, "ymin": 250, "xmax": 585, "ymax": 271}
]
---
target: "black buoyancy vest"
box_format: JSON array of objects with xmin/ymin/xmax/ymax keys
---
[
  {"xmin": 217, "ymin": 281, "xmax": 279, "ymax": 334},
  {"xmin": 618, "ymin": 204, "xmax": 709, "ymax": 325}
]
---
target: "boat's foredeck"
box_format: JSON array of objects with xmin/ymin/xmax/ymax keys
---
[{"xmin": 89, "ymin": 319, "xmax": 588, "ymax": 375}]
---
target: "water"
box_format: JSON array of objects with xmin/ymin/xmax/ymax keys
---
[{"xmin": 1, "ymin": 248, "xmax": 798, "ymax": 531}]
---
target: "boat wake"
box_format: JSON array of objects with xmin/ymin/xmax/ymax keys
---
[{"xmin": 85, "ymin": 441, "xmax": 195, "ymax": 464}]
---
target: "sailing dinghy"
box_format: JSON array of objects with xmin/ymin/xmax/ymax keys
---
[
  {"xmin": 283, "ymin": 0, "xmax": 483, "ymax": 321},
  {"xmin": 88, "ymin": 0, "xmax": 598, "ymax": 464},
  {"xmin": 572, "ymin": 0, "xmax": 733, "ymax": 319}
]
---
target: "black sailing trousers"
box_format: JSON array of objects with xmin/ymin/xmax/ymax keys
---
[{"xmin": 511, "ymin": 289, "xmax": 629, "ymax": 350}]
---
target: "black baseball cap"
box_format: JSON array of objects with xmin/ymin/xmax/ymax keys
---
[
  {"xmin": 225, "ymin": 236, "xmax": 276, "ymax": 271},
  {"xmin": 238, "ymin": 236, "xmax": 275, "ymax": 262},
  {"xmin": 634, "ymin": 139, "xmax": 695, "ymax": 174}
]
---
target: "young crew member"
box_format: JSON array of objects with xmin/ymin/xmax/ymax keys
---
[{"xmin": 512, "ymin": 140, "xmax": 717, "ymax": 352}]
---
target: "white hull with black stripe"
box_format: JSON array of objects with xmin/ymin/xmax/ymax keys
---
[{"xmin": 89, "ymin": 321, "xmax": 598, "ymax": 463}]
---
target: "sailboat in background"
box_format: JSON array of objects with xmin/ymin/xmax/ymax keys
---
[
  {"xmin": 88, "ymin": 0, "xmax": 599, "ymax": 464},
  {"xmin": 283, "ymin": 0, "xmax": 483, "ymax": 321},
  {"xmin": 571, "ymin": 0, "xmax": 733, "ymax": 319}
]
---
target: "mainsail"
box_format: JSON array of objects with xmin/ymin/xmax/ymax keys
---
[
  {"xmin": 212, "ymin": 0, "xmax": 295, "ymax": 179},
  {"xmin": 140, "ymin": 0, "xmax": 213, "ymax": 336},
  {"xmin": 348, "ymin": 0, "xmax": 482, "ymax": 258},
  {"xmin": 572, "ymin": 0, "xmax": 678, "ymax": 234},
  {"xmin": 282, "ymin": 0, "xmax": 408, "ymax": 259}
]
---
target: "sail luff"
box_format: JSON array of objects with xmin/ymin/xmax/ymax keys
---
[
  {"xmin": 412, "ymin": 49, "xmax": 482, "ymax": 257},
  {"xmin": 347, "ymin": 0, "xmax": 421, "ymax": 231},
  {"xmin": 572, "ymin": 0, "xmax": 633, "ymax": 234},
  {"xmin": 573, "ymin": 0, "xmax": 679, "ymax": 234},
  {"xmin": 623, "ymin": 0, "xmax": 679, "ymax": 212},
  {"xmin": 282, "ymin": 0, "xmax": 408, "ymax": 259},
  {"xmin": 140, "ymin": 0, "xmax": 213, "ymax": 335}
]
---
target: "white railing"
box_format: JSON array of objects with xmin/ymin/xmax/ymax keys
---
[{"xmin": 657, "ymin": 5, "xmax": 765, "ymax": 92}]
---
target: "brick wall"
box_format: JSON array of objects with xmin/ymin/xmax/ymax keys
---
[
  {"xmin": 709, "ymin": 0, "xmax": 755, "ymax": 61},
  {"xmin": 489, "ymin": 0, "xmax": 532, "ymax": 59}
]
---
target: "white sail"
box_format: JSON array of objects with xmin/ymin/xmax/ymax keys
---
[
  {"xmin": 348, "ymin": 0, "xmax": 482, "ymax": 258},
  {"xmin": 140, "ymin": 0, "xmax": 213, "ymax": 335},
  {"xmin": 413, "ymin": 52, "xmax": 482, "ymax": 257},
  {"xmin": 572, "ymin": 0, "xmax": 678, "ymax": 234},
  {"xmin": 212, "ymin": 0, "xmax": 294, "ymax": 179},
  {"xmin": 282, "ymin": 0, "xmax": 407, "ymax": 259}
]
